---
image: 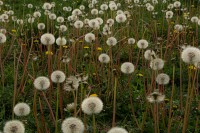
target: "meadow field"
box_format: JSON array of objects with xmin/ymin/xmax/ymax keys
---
[{"xmin": 0, "ymin": 0, "xmax": 200, "ymax": 133}]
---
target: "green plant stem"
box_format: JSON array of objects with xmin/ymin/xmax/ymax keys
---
[{"xmin": 112, "ymin": 76, "xmax": 117, "ymax": 127}]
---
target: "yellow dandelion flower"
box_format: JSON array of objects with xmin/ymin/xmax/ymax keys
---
[
  {"xmin": 188, "ymin": 65, "xmax": 196, "ymax": 70},
  {"xmin": 97, "ymin": 47, "xmax": 102, "ymax": 51},
  {"xmin": 93, "ymin": 73, "xmax": 96, "ymax": 76},
  {"xmin": 84, "ymin": 46, "xmax": 89, "ymax": 49},
  {"xmin": 12, "ymin": 29, "xmax": 16, "ymax": 33},
  {"xmin": 34, "ymin": 40, "xmax": 39, "ymax": 43},
  {"xmin": 22, "ymin": 44, "xmax": 26, "ymax": 46},
  {"xmin": 164, "ymin": 98, "xmax": 170, "ymax": 102},
  {"xmin": 137, "ymin": 73, "xmax": 143, "ymax": 77},
  {"xmin": 63, "ymin": 46, "xmax": 68, "ymax": 48},
  {"xmin": 79, "ymin": 40, "xmax": 83, "ymax": 43},
  {"xmin": 90, "ymin": 94, "xmax": 98, "ymax": 97},
  {"xmin": 45, "ymin": 51, "xmax": 53, "ymax": 55},
  {"xmin": 170, "ymin": 21, "xmax": 174, "ymax": 25},
  {"xmin": 174, "ymin": 30, "xmax": 178, "ymax": 33}
]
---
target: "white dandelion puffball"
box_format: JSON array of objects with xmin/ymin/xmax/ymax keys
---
[
  {"xmin": 156, "ymin": 73, "xmax": 170, "ymax": 85},
  {"xmin": 49, "ymin": 13, "xmax": 57, "ymax": 20},
  {"xmin": 106, "ymin": 37, "xmax": 117, "ymax": 46},
  {"xmin": 137, "ymin": 39, "xmax": 149, "ymax": 49},
  {"xmin": 181, "ymin": 46, "xmax": 200, "ymax": 64},
  {"xmin": 144, "ymin": 49, "xmax": 156, "ymax": 60},
  {"xmin": 61, "ymin": 117, "xmax": 84, "ymax": 133},
  {"xmin": 100, "ymin": 4, "xmax": 108, "ymax": 10},
  {"xmin": 14, "ymin": 102, "xmax": 30, "ymax": 117},
  {"xmin": 43, "ymin": 2, "xmax": 52, "ymax": 10},
  {"xmin": 147, "ymin": 5, "xmax": 154, "ymax": 11},
  {"xmin": 0, "ymin": 33, "xmax": 6, "ymax": 43},
  {"xmin": 88, "ymin": 19, "xmax": 100, "ymax": 29},
  {"xmin": 107, "ymin": 127, "xmax": 128, "ymax": 133},
  {"xmin": 81, "ymin": 96, "xmax": 103, "ymax": 115},
  {"xmin": 33, "ymin": 11, "xmax": 41, "ymax": 18},
  {"xmin": 91, "ymin": 8, "xmax": 98, "ymax": 15},
  {"xmin": 115, "ymin": 14, "xmax": 127, "ymax": 23},
  {"xmin": 34, "ymin": 76, "xmax": 50, "ymax": 90},
  {"xmin": 166, "ymin": 11, "xmax": 173, "ymax": 19},
  {"xmin": 174, "ymin": 24, "xmax": 183, "ymax": 32},
  {"xmin": 147, "ymin": 90, "xmax": 165, "ymax": 103},
  {"xmin": 107, "ymin": 19, "xmax": 115, "ymax": 26},
  {"xmin": 64, "ymin": 76, "xmax": 79, "ymax": 91},
  {"xmin": 85, "ymin": 33, "xmax": 95, "ymax": 43},
  {"xmin": 150, "ymin": 58, "xmax": 164, "ymax": 70},
  {"xmin": 60, "ymin": 25, "xmax": 67, "ymax": 32},
  {"xmin": 3, "ymin": 120, "xmax": 25, "ymax": 133},
  {"xmin": 174, "ymin": 1, "xmax": 181, "ymax": 8},
  {"xmin": 40, "ymin": 33, "xmax": 55, "ymax": 45},
  {"xmin": 51, "ymin": 70, "xmax": 66, "ymax": 83},
  {"xmin": 56, "ymin": 37, "xmax": 67, "ymax": 46},
  {"xmin": 98, "ymin": 53, "xmax": 110, "ymax": 63},
  {"xmin": 191, "ymin": 16, "xmax": 199, "ymax": 23},
  {"xmin": 57, "ymin": 16, "xmax": 64, "ymax": 23},
  {"xmin": 28, "ymin": 17, "xmax": 35, "ymax": 23},
  {"xmin": 121, "ymin": 62, "xmax": 135, "ymax": 74},
  {"xmin": 38, "ymin": 23, "xmax": 45, "ymax": 30},
  {"xmin": 74, "ymin": 20, "xmax": 84, "ymax": 29}
]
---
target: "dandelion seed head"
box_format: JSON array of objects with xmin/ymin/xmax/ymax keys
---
[
  {"xmin": 98, "ymin": 53, "xmax": 110, "ymax": 63},
  {"xmin": 137, "ymin": 39, "xmax": 148, "ymax": 49},
  {"xmin": 107, "ymin": 127, "xmax": 128, "ymax": 133},
  {"xmin": 51, "ymin": 70, "xmax": 66, "ymax": 83},
  {"xmin": 150, "ymin": 58, "xmax": 164, "ymax": 70},
  {"xmin": 85, "ymin": 33, "xmax": 95, "ymax": 43},
  {"xmin": 116, "ymin": 14, "xmax": 127, "ymax": 23},
  {"xmin": 106, "ymin": 37, "xmax": 117, "ymax": 46},
  {"xmin": 3, "ymin": 120, "xmax": 25, "ymax": 133},
  {"xmin": 121, "ymin": 62, "xmax": 135, "ymax": 74},
  {"xmin": 0, "ymin": 33, "xmax": 6, "ymax": 43},
  {"xmin": 14, "ymin": 102, "xmax": 30, "ymax": 117},
  {"xmin": 40, "ymin": 33, "xmax": 55, "ymax": 45},
  {"xmin": 34, "ymin": 76, "xmax": 50, "ymax": 90},
  {"xmin": 61, "ymin": 117, "xmax": 84, "ymax": 133},
  {"xmin": 156, "ymin": 73, "xmax": 170, "ymax": 85},
  {"xmin": 144, "ymin": 49, "xmax": 156, "ymax": 60},
  {"xmin": 181, "ymin": 46, "xmax": 200, "ymax": 64},
  {"xmin": 56, "ymin": 37, "xmax": 67, "ymax": 46},
  {"xmin": 81, "ymin": 97, "xmax": 103, "ymax": 115}
]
